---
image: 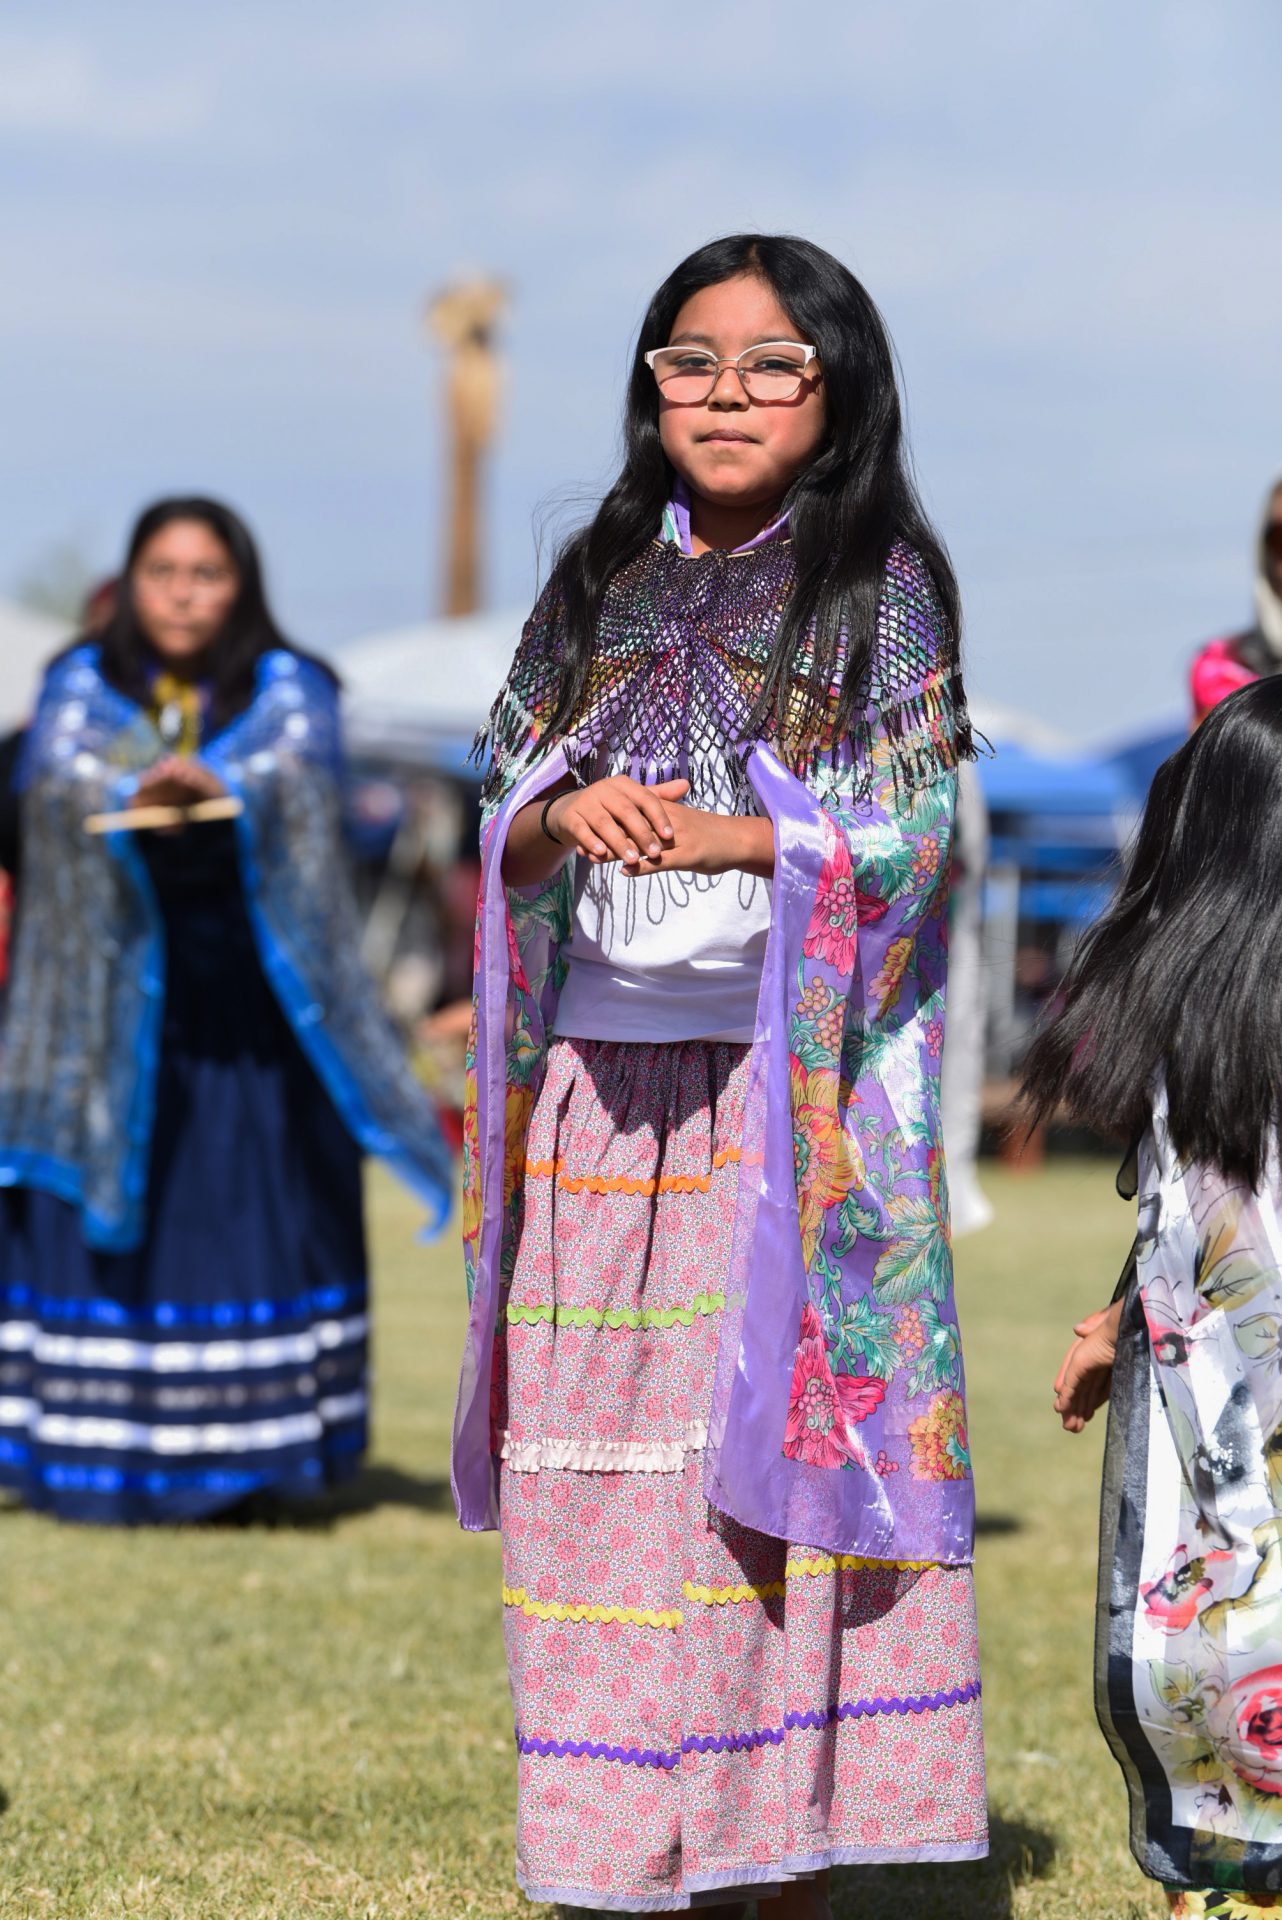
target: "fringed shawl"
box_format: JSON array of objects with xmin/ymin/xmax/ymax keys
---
[{"xmin": 480, "ymin": 534, "xmax": 972, "ymax": 815}]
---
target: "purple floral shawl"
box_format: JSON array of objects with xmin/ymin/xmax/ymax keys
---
[{"xmin": 452, "ymin": 534, "xmax": 975, "ymax": 1564}]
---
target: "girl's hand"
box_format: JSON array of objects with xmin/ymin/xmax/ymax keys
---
[
  {"xmin": 132, "ymin": 757, "xmax": 227, "ymax": 810},
  {"xmin": 625, "ymin": 804, "xmax": 775, "ymax": 880},
  {"xmin": 502, "ymin": 776, "xmax": 774, "ymax": 886},
  {"xmin": 545, "ymin": 776, "xmax": 689, "ymax": 867},
  {"xmin": 1053, "ymin": 1298, "xmax": 1123, "ymax": 1433}
]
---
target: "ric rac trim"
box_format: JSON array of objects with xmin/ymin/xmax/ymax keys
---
[
  {"xmin": 505, "ymin": 1290, "xmax": 726, "ymax": 1331},
  {"xmin": 682, "ymin": 1554, "xmax": 940, "ymax": 1606},
  {"xmin": 515, "ymin": 1680, "xmax": 982, "ymax": 1770},
  {"xmin": 502, "ymin": 1584, "xmax": 682, "ymax": 1630},
  {"xmin": 523, "ymin": 1146, "xmax": 742, "ymax": 1197}
]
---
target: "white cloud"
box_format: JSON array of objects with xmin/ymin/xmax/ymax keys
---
[{"xmin": 0, "ymin": 28, "xmax": 213, "ymax": 144}]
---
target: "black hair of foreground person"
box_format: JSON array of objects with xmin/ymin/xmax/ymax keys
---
[
  {"xmin": 546, "ymin": 230, "xmax": 961, "ymax": 750},
  {"xmin": 93, "ymin": 495, "xmax": 322, "ymax": 731},
  {"xmin": 1022, "ymin": 674, "xmax": 1282, "ymax": 1188}
]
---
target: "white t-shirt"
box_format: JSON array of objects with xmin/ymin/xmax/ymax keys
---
[{"xmin": 552, "ymin": 752, "xmax": 772, "ymax": 1045}]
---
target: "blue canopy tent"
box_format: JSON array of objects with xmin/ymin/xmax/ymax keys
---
[
  {"xmin": 974, "ymin": 740, "xmax": 1135, "ymax": 1078},
  {"xmin": 1105, "ymin": 723, "xmax": 1186, "ymax": 807},
  {"xmin": 978, "ymin": 741, "xmax": 1132, "ymax": 931}
]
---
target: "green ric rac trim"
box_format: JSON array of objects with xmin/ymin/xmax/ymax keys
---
[{"xmin": 506, "ymin": 1290, "xmax": 726, "ymax": 1330}]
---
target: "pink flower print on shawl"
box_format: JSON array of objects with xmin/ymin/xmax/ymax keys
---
[
  {"xmin": 802, "ymin": 829, "xmax": 888, "ymax": 977},
  {"xmin": 1140, "ymin": 1545, "xmax": 1235, "ymax": 1636},
  {"xmin": 1208, "ymin": 1666, "xmax": 1282, "ymax": 1797},
  {"xmin": 505, "ymin": 905, "xmax": 531, "ymax": 995},
  {"xmin": 783, "ymin": 1302, "xmax": 885, "ymax": 1469}
]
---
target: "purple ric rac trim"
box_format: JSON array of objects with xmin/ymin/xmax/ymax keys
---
[
  {"xmin": 516, "ymin": 1678, "xmax": 981, "ymax": 1770},
  {"xmin": 519, "ymin": 1736, "xmax": 681, "ymax": 1771}
]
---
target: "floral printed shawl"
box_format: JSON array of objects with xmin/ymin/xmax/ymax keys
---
[
  {"xmin": 1098, "ymin": 1085, "xmax": 1282, "ymax": 1895},
  {"xmin": 451, "ymin": 531, "xmax": 976, "ymax": 1564}
]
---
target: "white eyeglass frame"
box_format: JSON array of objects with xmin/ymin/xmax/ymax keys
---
[{"xmin": 643, "ymin": 340, "xmax": 819, "ymax": 394}]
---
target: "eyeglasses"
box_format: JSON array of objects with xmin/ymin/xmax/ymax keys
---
[
  {"xmin": 644, "ymin": 340, "xmax": 818, "ymax": 404},
  {"xmin": 137, "ymin": 561, "xmax": 236, "ymax": 597}
]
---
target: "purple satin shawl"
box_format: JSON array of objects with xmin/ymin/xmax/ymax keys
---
[{"xmin": 451, "ymin": 740, "xmax": 975, "ymax": 1564}]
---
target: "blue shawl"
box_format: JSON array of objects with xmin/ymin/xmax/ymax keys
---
[{"xmin": 0, "ymin": 644, "xmax": 452, "ymax": 1252}]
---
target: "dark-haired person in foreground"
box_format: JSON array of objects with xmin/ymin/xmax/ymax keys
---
[
  {"xmin": 0, "ymin": 497, "xmax": 450, "ymax": 1524},
  {"xmin": 453, "ymin": 234, "xmax": 986, "ymax": 1915},
  {"xmin": 1024, "ymin": 676, "xmax": 1282, "ymax": 1919}
]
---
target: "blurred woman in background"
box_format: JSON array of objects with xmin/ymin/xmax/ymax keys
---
[{"xmin": 0, "ymin": 496, "xmax": 451, "ymax": 1524}]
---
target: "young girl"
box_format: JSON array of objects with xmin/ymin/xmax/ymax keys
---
[
  {"xmin": 0, "ymin": 497, "xmax": 450, "ymax": 1522},
  {"xmin": 453, "ymin": 234, "xmax": 987, "ymax": 1916},
  {"xmin": 1025, "ymin": 676, "xmax": 1282, "ymax": 1919}
]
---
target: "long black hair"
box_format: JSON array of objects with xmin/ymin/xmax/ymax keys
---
[
  {"xmin": 93, "ymin": 496, "xmax": 319, "ymax": 730},
  {"xmin": 1022, "ymin": 676, "xmax": 1282, "ymax": 1187},
  {"xmin": 545, "ymin": 232, "xmax": 961, "ymax": 748}
]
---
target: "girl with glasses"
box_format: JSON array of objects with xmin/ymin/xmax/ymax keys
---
[
  {"xmin": 454, "ymin": 234, "xmax": 986, "ymax": 1916},
  {"xmin": 1024, "ymin": 675, "xmax": 1282, "ymax": 1920},
  {"xmin": 0, "ymin": 497, "xmax": 450, "ymax": 1524}
]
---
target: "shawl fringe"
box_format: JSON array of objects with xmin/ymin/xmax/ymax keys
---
[{"xmin": 477, "ymin": 542, "xmax": 977, "ymax": 813}]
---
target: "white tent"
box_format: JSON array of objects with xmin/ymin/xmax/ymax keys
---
[
  {"xmin": 331, "ymin": 609, "xmax": 523, "ymax": 766},
  {"xmin": 0, "ymin": 600, "xmax": 67, "ymax": 731}
]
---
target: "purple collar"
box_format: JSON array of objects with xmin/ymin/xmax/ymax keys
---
[{"xmin": 665, "ymin": 476, "xmax": 790, "ymax": 556}]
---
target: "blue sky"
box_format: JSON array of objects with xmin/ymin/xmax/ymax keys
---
[{"xmin": 2, "ymin": 1, "xmax": 1279, "ymax": 740}]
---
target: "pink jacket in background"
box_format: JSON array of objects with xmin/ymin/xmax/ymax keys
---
[{"xmin": 1190, "ymin": 634, "xmax": 1259, "ymax": 725}]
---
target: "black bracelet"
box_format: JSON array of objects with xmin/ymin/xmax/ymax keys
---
[{"xmin": 540, "ymin": 794, "xmax": 564, "ymax": 845}]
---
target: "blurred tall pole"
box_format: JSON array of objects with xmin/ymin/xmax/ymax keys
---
[{"xmin": 425, "ymin": 278, "xmax": 508, "ymax": 618}]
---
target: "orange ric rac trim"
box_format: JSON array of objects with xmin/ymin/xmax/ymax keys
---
[{"xmin": 523, "ymin": 1145, "xmax": 742, "ymax": 1197}]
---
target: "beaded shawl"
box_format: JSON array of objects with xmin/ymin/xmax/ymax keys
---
[{"xmin": 480, "ymin": 534, "xmax": 972, "ymax": 812}]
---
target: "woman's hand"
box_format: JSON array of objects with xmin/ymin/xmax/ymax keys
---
[
  {"xmin": 131, "ymin": 756, "xmax": 227, "ymax": 811},
  {"xmin": 1053, "ymin": 1298, "xmax": 1123, "ymax": 1433}
]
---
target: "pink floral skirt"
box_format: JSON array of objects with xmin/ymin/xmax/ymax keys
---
[{"xmin": 495, "ymin": 1037, "xmax": 987, "ymax": 1912}]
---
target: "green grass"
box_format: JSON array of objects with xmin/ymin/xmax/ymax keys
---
[{"xmin": 0, "ymin": 1163, "xmax": 1169, "ymax": 1919}]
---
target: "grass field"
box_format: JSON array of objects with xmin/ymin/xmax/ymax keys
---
[{"xmin": 0, "ymin": 1161, "xmax": 1170, "ymax": 1920}]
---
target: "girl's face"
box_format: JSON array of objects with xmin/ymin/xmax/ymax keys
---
[
  {"xmin": 131, "ymin": 519, "xmax": 239, "ymax": 665},
  {"xmin": 656, "ymin": 272, "xmax": 826, "ymax": 515}
]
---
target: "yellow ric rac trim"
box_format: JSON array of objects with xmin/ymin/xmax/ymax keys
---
[
  {"xmin": 502, "ymin": 1584, "xmax": 682, "ymax": 1629},
  {"xmin": 683, "ymin": 1554, "xmax": 938, "ymax": 1606},
  {"xmin": 684, "ymin": 1577, "xmax": 789, "ymax": 1604},
  {"xmin": 524, "ymin": 1145, "xmax": 742, "ymax": 1197},
  {"xmin": 786, "ymin": 1552, "xmax": 938, "ymax": 1576}
]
